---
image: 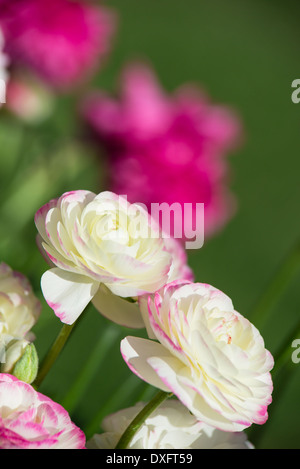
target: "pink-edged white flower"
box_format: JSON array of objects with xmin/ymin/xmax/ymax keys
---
[
  {"xmin": 0, "ymin": 263, "xmax": 41, "ymax": 372},
  {"xmin": 121, "ymin": 281, "xmax": 274, "ymax": 432},
  {"xmin": 0, "ymin": 374, "xmax": 86, "ymax": 449},
  {"xmin": 35, "ymin": 190, "xmax": 193, "ymax": 327},
  {"xmin": 87, "ymin": 400, "xmax": 253, "ymax": 449}
]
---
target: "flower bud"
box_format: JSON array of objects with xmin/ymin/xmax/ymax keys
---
[
  {"xmin": 0, "ymin": 338, "xmax": 28, "ymax": 373},
  {"xmin": 11, "ymin": 342, "xmax": 39, "ymax": 384}
]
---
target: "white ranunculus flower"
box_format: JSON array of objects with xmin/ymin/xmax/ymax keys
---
[
  {"xmin": 121, "ymin": 280, "xmax": 274, "ymax": 432},
  {"xmin": 35, "ymin": 190, "xmax": 193, "ymax": 326},
  {"xmin": 0, "ymin": 263, "xmax": 41, "ymax": 372},
  {"xmin": 87, "ymin": 400, "xmax": 254, "ymax": 449}
]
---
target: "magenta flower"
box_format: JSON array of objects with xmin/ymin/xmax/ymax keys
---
[
  {"xmin": 0, "ymin": 374, "xmax": 86, "ymax": 449},
  {"xmin": 0, "ymin": 0, "xmax": 115, "ymax": 89},
  {"xmin": 83, "ymin": 64, "xmax": 242, "ymax": 240}
]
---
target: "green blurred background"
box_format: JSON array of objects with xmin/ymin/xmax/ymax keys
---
[{"xmin": 1, "ymin": 0, "xmax": 300, "ymax": 448}]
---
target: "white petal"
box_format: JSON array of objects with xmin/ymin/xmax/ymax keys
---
[
  {"xmin": 34, "ymin": 198, "xmax": 58, "ymax": 242},
  {"xmin": 41, "ymin": 268, "xmax": 99, "ymax": 324},
  {"xmin": 120, "ymin": 336, "xmax": 172, "ymax": 392},
  {"xmin": 92, "ymin": 284, "xmax": 145, "ymax": 329},
  {"xmin": 138, "ymin": 295, "xmax": 157, "ymax": 340}
]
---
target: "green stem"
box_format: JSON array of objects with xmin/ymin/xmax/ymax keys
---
[
  {"xmin": 115, "ymin": 390, "xmax": 173, "ymax": 449},
  {"xmin": 61, "ymin": 325, "xmax": 120, "ymax": 414},
  {"xmin": 250, "ymin": 240, "xmax": 300, "ymax": 331},
  {"xmin": 33, "ymin": 323, "xmax": 76, "ymax": 389}
]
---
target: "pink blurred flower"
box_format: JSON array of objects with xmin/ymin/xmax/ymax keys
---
[
  {"xmin": 83, "ymin": 64, "xmax": 242, "ymax": 241},
  {"xmin": 0, "ymin": 374, "xmax": 86, "ymax": 449},
  {"xmin": 0, "ymin": 0, "xmax": 115, "ymax": 89}
]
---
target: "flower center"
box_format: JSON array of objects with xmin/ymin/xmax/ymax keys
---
[{"xmin": 209, "ymin": 310, "xmax": 237, "ymax": 345}]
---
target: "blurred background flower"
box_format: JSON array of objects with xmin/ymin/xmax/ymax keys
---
[
  {"xmin": 83, "ymin": 63, "xmax": 242, "ymax": 240},
  {"xmin": 0, "ymin": 0, "xmax": 115, "ymax": 90},
  {"xmin": 0, "ymin": 0, "xmax": 115, "ymax": 121}
]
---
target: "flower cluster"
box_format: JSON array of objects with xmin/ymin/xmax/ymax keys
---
[
  {"xmin": 0, "ymin": 187, "xmax": 274, "ymax": 449},
  {"xmin": 0, "ymin": 0, "xmax": 276, "ymax": 451},
  {"xmin": 0, "ymin": 266, "xmax": 86, "ymax": 448}
]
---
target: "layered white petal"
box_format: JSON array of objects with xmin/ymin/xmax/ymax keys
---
[
  {"xmin": 41, "ymin": 268, "xmax": 99, "ymax": 324},
  {"xmin": 121, "ymin": 336, "xmax": 171, "ymax": 392},
  {"xmin": 92, "ymin": 284, "xmax": 144, "ymax": 329}
]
